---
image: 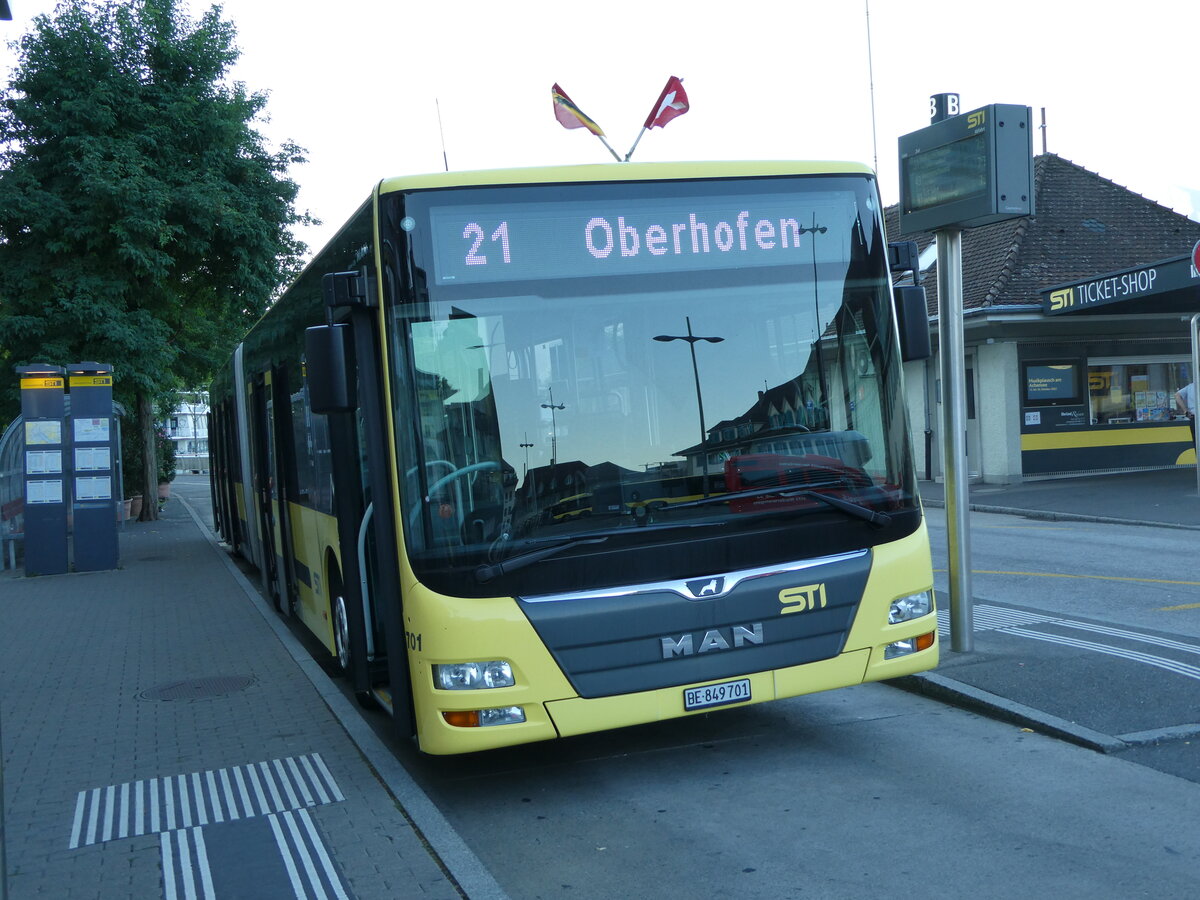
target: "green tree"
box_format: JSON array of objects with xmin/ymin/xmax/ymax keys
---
[{"xmin": 0, "ymin": 0, "xmax": 312, "ymax": 518}]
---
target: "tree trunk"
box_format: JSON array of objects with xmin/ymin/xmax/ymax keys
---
[{"xmin": 137, "ymin": 389, "xmax": 160, "ymax": 521}]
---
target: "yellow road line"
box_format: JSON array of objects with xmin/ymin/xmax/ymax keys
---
[
  {"xmin": 933, "ymin": 568, "xmax": 1200, "ymax": 587},
  {"xmin": 933, "ymin": 568, "xmax": 1200, "ymax": 612}
]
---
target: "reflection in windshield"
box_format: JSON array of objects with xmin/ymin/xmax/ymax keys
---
[{"xmin": 388, "ymin": 177, "xmax": 916, "ymax": 591}]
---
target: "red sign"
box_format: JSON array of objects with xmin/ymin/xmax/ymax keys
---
[{"xmin": 1193, "ymin": 239, "xmax": 1200, "ymax": 272}]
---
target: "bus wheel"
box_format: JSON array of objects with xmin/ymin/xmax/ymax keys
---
[{"xmin": 333, "ymin": 592, "xmax": 351, "ymax": 675}]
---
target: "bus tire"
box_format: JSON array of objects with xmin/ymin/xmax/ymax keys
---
[{"xmin": 333, "ymin": 591, "xmax": 351, "ymax": 676}]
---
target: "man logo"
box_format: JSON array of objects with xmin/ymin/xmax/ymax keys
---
[
  {"xmin": 686, "ymin": 577, "xmax": 724, "ymax": 599},
  {"xmin": 779, "ymin": 583, "xmax": 826, "ymax": 614},
  {"xmin": 1049, "ymin": 288, "xmax": 1075, "ymax": 311}
]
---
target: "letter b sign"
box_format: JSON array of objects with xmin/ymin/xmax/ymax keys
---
[{"xmin": 929, "ymin": 93, "xmax": 960, "ymax": 123}]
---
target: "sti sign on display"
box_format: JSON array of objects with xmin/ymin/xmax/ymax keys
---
[{"xmin": 898, "ymin": 103, "xmax": 1035, "ymax": 234}]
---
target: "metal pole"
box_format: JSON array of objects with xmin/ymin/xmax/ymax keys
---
[
  {"xmin": 937, "ymin": 227, "xmax": 974, "ymax": 652},
  {"xmin": 1191, "ymin": 313, "xmax": 1199, "ymax": 497}
]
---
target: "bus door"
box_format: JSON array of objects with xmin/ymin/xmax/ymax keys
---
[
  {"xmin": 269, "ymin": 365, "xmax": 302, "ymax": 615},
  {"xmin": 250, "ymin": 373, "xmax": 285, "ymax": 611},
  {"xmin": 308, "ymin": 269, "xmax": 414, "ymax": 740}
]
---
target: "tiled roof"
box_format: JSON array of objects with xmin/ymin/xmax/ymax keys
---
[{"xmin": 884, "ymin": 153, "xmax": 1200, "ymax": 316}]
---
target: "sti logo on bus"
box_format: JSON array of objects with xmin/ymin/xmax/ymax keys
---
[
  {"xmin": 779, "ymin": 583, "xmax": 827, "ymax": 613},
  {"xmin": 660, "ymin": 623, "xmax": 764, "ymax": 659}
]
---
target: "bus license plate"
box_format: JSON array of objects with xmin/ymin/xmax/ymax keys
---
[{"xmin": 684, "ymin": 678, "xmax": 751, "ymax": 711}]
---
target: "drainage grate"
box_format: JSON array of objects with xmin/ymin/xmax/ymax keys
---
[{"xmin": 139, "ymin": 674, "xmax": 257, "ymax": 701}]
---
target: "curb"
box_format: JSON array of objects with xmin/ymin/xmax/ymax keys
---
[
  {"xmin": 178, "ymin": 496, "xmax": 510, "ymax": 900},
  {"xmin": 920, "ymin": 498, "xmax": 1200, "ymax": 531},
  {"xmin": 889, "ymin": 671, "xmax": 1128, "ymax": 755}
]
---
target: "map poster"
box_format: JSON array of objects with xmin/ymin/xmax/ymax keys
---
[{"xmin": 25, "ymin": 420, "xmax": 62, "ymax": 446}]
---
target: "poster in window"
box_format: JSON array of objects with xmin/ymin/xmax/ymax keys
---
[{"xmin": 1025, "ymin": 364, "xmax": 1079, "ymax": 403}]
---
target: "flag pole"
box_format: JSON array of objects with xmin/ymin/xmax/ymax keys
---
[
  {"xmin": 596, "ymin": 133, "xmax": 622, "ymax": 162},
  {"xmin": 624, "ymin": 127, "xmax": 648, "ymax": 161}
]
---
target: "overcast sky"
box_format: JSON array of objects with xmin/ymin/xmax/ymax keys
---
[{"xmin": 5, "ymin": 0, "xmax": 1199, "ymax": 259}]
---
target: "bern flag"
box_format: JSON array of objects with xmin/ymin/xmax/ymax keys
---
[
  {"xmin": 552, "ymin": 83, "xmax": 606, "ymax": 136},
  {"xmin": 643, "ymin": 76, "xmax": 689, "ymax": 129}
]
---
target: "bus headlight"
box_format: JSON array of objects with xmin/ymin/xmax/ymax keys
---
[
  {"xmin": 442, "ymin": 707, "xmax": 527, "ymax": 728},
  {"xmin": 433, "ymin": 661, "xmax": 515, "ymax": 690},
  {"xmin": 888, "ymin": 590, "xmax": 933, "ymax": 625}
]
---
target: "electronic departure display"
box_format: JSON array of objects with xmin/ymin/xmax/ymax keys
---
[
  {"xmin": 426, "ymin": 191, "xmax": 857, "ymax": 285},
  {"xmin": 897, "ymin": 103, "xmax": 1034, "ymax": 233},
  {"xmin": 902, "ymin": 132, "xmax": 988, "ymax": 214}
]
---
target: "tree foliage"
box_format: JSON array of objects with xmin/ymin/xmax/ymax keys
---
[{"xmin": 0, "ymin": 0, "xmax": 312, "ymax": 517}]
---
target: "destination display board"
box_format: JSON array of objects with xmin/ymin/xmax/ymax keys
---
[{"xmin": 426, "ymin": 190, "xmax": 857, "ymax": 286}]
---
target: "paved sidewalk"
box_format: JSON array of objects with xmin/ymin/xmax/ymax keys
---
[
  {"xmin": 899, "ymin": 466, "xmax": 1200, "ymax": 764},
  {"xmin": 918, "ymin": 465, "xmax": 1200, "ymax": 529},
  {"xmin": 0, "ymin": 499, "xmax": 506, "ymax": 900}
]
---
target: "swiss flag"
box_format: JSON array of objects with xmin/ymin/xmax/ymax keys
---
[{"xmin": 644, "ymin": 76, "xmax": 690, "ymax": 129}]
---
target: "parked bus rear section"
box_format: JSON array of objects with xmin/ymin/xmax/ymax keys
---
[{"xmin": 208, "ymin": 161, "xmax": 938, "ymax": 755}]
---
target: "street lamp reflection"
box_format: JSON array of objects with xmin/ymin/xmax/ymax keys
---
[{"xmin": 653, "ymin": 317, "xmax": 724, "ymax": 496}]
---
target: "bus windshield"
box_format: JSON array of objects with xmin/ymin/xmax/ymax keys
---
[{"xmin": 384, "ymin": 174, "xmax": 919, "ymax": 597}]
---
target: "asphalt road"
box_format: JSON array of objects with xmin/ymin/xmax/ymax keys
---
[
  {"xmin": 173, "ymin": 477, "xmax": 1200, "ymax": 898},
  {"xmin": 927, "ymin": 508, "xmax": 1200, "ymax": 638}
]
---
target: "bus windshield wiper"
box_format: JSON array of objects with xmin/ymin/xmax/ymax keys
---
[
  {"xmin": 659, "ymin": 480, "xmax": 892, "ymax": 527},
  {"xmin": 474, "ymin": 520, "xmax": 725, "ymax": 584},
  {"xmin": 475, "ymin": 536, "xmax": 609, "ymax": 583}
]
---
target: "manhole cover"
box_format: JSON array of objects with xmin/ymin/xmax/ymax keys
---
[{"xmin": 139, "ymin": 674, "xmax": 257, "ymax": 701}]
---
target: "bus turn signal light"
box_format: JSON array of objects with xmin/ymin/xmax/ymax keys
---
[
  {"xmin": 441, "ymin": 706, "xmax": 526, "ymax": 728},
  {"xmin": 884, "ymin": 630, "xmax": 937, "ymax": 660}
]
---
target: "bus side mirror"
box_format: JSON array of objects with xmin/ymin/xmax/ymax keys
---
[
  {"xmin": 304, "ymin": 324, "xmax": 357, "ymax": 413},
  {"xmin": 893, "ymin": 286, "xmax": 932, "ymax": 362}
]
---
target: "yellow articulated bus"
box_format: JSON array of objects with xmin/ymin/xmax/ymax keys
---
[{"xmin": 209, "ymin": 161, "xmax": 939, "ymax": 755}]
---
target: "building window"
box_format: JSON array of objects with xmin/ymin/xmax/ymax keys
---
[{"xmin": 1087, "ymin": 357, "xmax": 1191, "ymax": 424}]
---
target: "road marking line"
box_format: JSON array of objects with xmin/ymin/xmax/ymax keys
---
[
  {"xmin": 69, "ymin": 792, "xmax": 85, "ymax": 850},
  {"xmin": 1007, "ymin": 629, "xmax": 1200, "ymax": 681},
  {"xmin": 282, "ymin": 809, "xmax": 329, "ymax": 900},
  {"xmin": 1160, "ymin": 602, "xmax": 1200, "ymax": 611},
  {"xmin": 119, "ymin": 782, "xmax": 130, "ymax": 839},
  {"xmin": 1056, "ymin": 619, "xmax": 1200, "ymax": 656},
  {"xmin": 86, "ymin": 787, "xmax": 100, "ymax": 846},
  {"xmin": 938, "ymin": 604, "xmax": 1200, "ymax": 682},
  {"xmin": 205, "ymin": 770, "xmax": 223, "ymax": 824},
  {"xmin": 161, "ymin": 832, "xmax": 177, "ymax": 900},
  {"xmin": 298, "ymin": 808, "xmax": 350, "ymax": 900},
  {"xmin": 191, "ymin": 772, "xmax": 208, "ymax": 827},
  {"xmin": 68, "ymin": 754, "xmax": 345, "ymax": 849},
  {"xmin": 177, "ymin": 827, "xmax": 196, "ymax": 900},
  {"xmin": 259, "ymin": 760, "xmax": 286, "ymax": 813},
  {"xmin": 219, "ymin": 768, "xmax": 239, "ymax": 821},
  {"xmin": 934, "ymin": 568, "xmax": 1200, "ymax": 587},
  {"xmin": 103, "ymin": 785, "xmax": 115, "ymax": 841},
  {"xmin": 311, "ymin": 754, "xmax": 344, "ymax": 802},
  {"xmin": 193, "ymin": 826, "xmax": 216, "ymax": 900},
  {"xmin": 287, "ymin": 756, "xmax": 315, "ymax": 807},
  {"xmin": 268, "ymin": 813, "xmax": 308, "ymax": 898},
  {"xmin": 301, "ymin": 755, "xmax": 329, "ymax": 805}
]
